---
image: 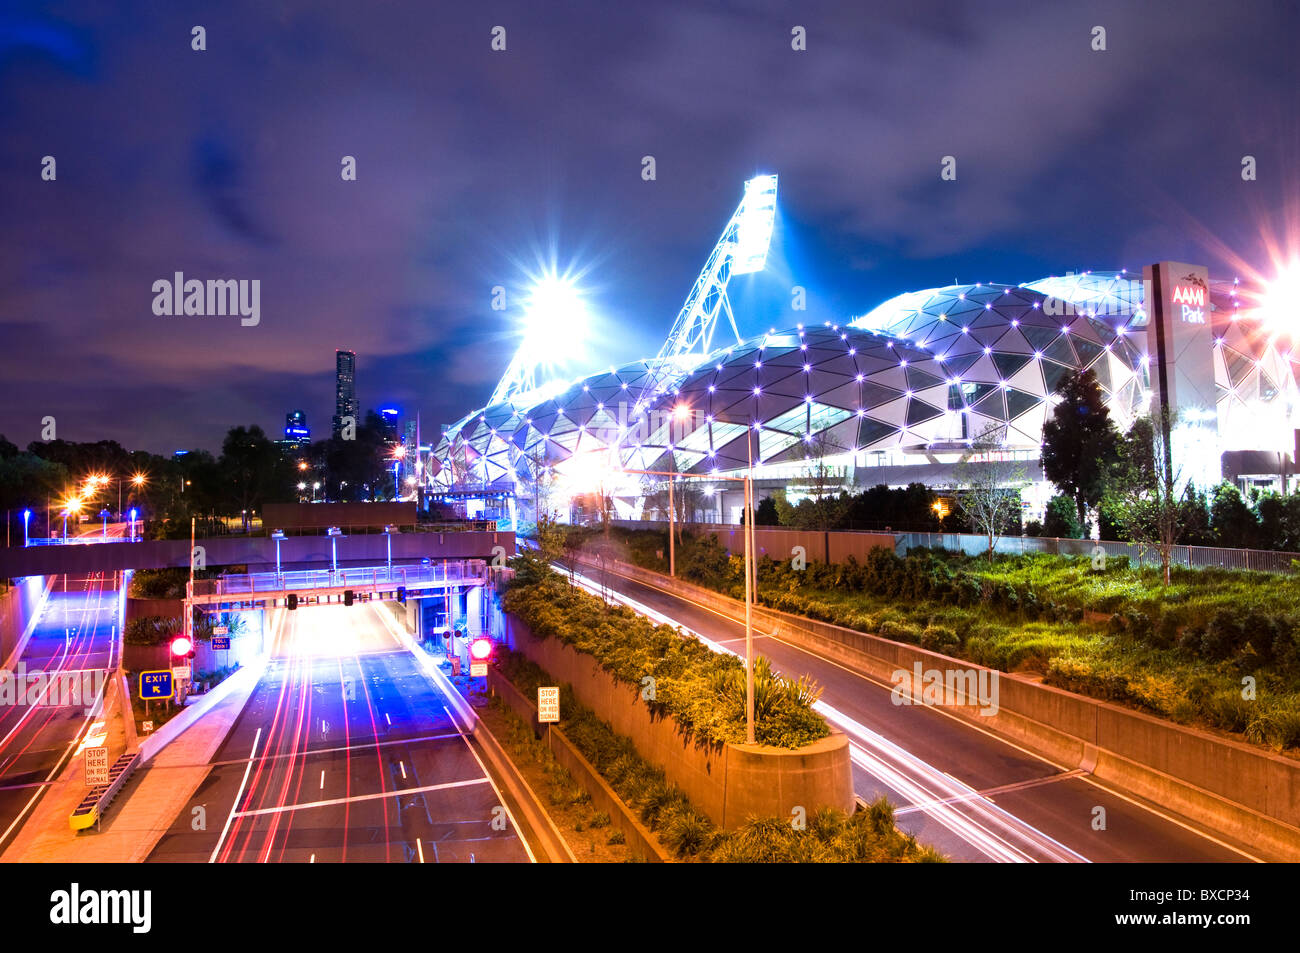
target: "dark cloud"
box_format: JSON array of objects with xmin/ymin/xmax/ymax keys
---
[{"xmin": 0, "ymin": 0, "xmax": 1295, "ymax": 453}]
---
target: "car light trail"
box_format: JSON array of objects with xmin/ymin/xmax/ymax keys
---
[{"xmin": 568, "ymin": 567, "xmax": 1089, "ymax": 863}]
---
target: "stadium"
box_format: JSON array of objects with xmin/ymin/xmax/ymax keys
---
[{"xmin": 432, "ymin": 176, "xmax": 1300, "ymax": 528}]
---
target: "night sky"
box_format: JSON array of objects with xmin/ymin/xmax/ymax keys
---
[{"xmin": 1, "ymin": 1, "xmax": 1296, "ymax": 453}]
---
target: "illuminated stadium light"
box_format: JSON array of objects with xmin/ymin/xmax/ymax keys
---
[
  {"xmin": 1258, "ymin": 259, "xmax": 1300, "ymax": 336},
  {"xmin": 487, "ymin": 271, "xmax": 590, "ymax": 407},
  {"xmin": 731, "ymin": 174, "xmax": 779, "ymax": 275}
]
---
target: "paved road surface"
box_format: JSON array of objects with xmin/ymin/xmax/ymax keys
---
[
  {"xmin": 147, "ymin": 602, "xmax": 532, "ymax": 863},
  {"xmin": 0, "ymin": 573, "xmax": 118, "ymax": 852},
  {"xmin": 575, "ymin": 566, "xmax": 1256, "ymax": 863}
]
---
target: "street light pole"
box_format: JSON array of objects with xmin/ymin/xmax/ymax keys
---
[
  {"xmin": 668, "ymin": 475, "xmax": 675, "ymax": 577},
  {"xmin": 616, "ymin": 460, "xmax": 756, "ymax": 746},
  {"xmin": 744, "ymin": 428, "xmax": 755, "ymax": 745}
]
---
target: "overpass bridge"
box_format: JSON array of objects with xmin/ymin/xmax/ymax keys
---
[
  {"xmin": 0, "ymin": 529, "xmax": 514, "ymax": 578},
  {"xmin": 187, "ymin": 561, "xmax": 489, "ymax": 611}
]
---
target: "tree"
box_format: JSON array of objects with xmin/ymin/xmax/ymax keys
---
[
  {"xmin": 219, "ymin": 425, "xmax": 289, "ymax": 525},
  {"xmin": 754, "ymin": 496, "xmax": 781, "ymax": 526},
  {"xmin": 952, "ymin": 425, "xmax": 1027, "ymax": 562},
  {"xmin": 519, "ymin": 447, "xmax": 557, "ymax": 525},
  {"xmin": 1102, "ymin": 410, "xmax": 1187, "ymax": 586},
  {"xmin": 1257, "ymin": 492, "xmax": 1300, "ymax": 552},
  {"xmin": 1042, "ymin": 493, "xmax": 1083, "ymax": 538},
  {"xmin": 1040, "ymin": 369, "xmax": 1122, "ymax": 532},
  {"xmin": 534, "ymin": 512, "xmax": 565, "ymax": 564},
  {"xmin": 797, "ymin": 431, "xmax": 847, "ymax": 529},
  {"xmin": 1210, "ymin": 482, "xmax": 1258, "ymax": 548}
]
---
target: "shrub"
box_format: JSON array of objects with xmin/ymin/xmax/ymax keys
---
[
  {"xmin": 503, "ymin": 557, "xmax": 829, "ymax": 749},
  {"xmin": 920, "ymin": 625, "xmax": 960, "ymax": 654}
]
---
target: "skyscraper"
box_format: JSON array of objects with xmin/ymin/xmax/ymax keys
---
[
  {"xmin": 332, "ymin": 349, "xmax": 357, "ymax": 438},
  {"xmin": 279, "ymin": 409, "xmax": 310, "ymax": 451}
]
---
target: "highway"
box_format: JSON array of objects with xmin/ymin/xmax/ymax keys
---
[
  {"xmin": 147, "ymin": 601, "xmax": 533, "ymax": 863},
  {"xmin": 572, "ymin": 564, "xmax": 1257, "ymax": 863},
  {"xmin": 0, "ymin": 573, "xmax": 118, "ymax": 853}
]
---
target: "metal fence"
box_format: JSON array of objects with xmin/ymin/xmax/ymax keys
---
[
  {"xmin": 190, "ymin": 560, "xmax": 486, "ymax": 598},
  {"xmin": 610, "ymin": 519, "xmax": 1300, "ymax": 574},
  {"xmin": 886, "ymin": 533, "xmax": 1300, "ymax": 573}
]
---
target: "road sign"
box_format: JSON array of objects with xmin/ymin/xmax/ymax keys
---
[
  {"xmin": 141, "ymin": 721, "xmax": 154, "ymax": 733},
  {"xmin": 212, "ymin": 636, "xmax": 231, "ymax": 651},
  {"xmin": 538, "ymin": 686, "xmax": 560, "ymax": 723},
  {"xmin": 84, "ymin": 746, "xmax": 109, "ymax": 785},
  {"xmin": 470, "ymin": 661, "xmax": 488, "ymax": 677},
  {"xmin": 172, "ymin": 665, "xmax": 191, "ymax": 682},
  {"xmin": 212, "ymin": 625, "xmax": 229, "ymax": 636},
  {"xmin": 139, "ymin": 670, "xmax": 173, "ymax": 700}
]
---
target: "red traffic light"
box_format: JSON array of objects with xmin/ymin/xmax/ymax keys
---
[
  {"xmin": 170, "ymin": 636, "xmax": 193, "ymax": 657},
  {"xmin": 469, "ymin": 637, "xmax": 493, "ymax": 661}
]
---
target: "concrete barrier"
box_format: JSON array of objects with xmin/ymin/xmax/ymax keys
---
[
  {"xmin": 501, "ymin": 615, "xmax": 855, "ymax": 830},
  {"xmin": 598, "ymin": 559, "xmax": 1300, "ymax": 860},
  {"xmin": 488, "ymin": 667, "xmax": 668, "ymax": 862}
]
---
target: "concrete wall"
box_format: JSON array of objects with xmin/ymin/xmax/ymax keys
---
[
  {"xmin": 0, "ymin": 575, "xmax": 48, "ymax": 668},
  {"xmin": 262, "ymin": 501, "xmax": 417, "ymax": 531},
  {"xmin": 502, "ymin": 615, "xmax": 854, "ymax": 830},
  {"xmin": 0, "ymin": 530, "xmax": 514, "ymax": 578},
  {"xmin": 488, "ymin": 667, "xmax": 669, "ymax": 862},
  {"xmin": 601, "ymin": 559, "xmax": 1300, "ymax": 860},
  {"xmin": 615, "ymin": 521, "xmax": 895, "ymax": 565},
  {"xmin": 122, "ymin": 604, "xmax": 264, "ymax": 678}
]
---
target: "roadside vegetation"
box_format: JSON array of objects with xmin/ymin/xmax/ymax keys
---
[
  {"xmin": 569, "ymin": 527, "xmax": 1300, "ymax": 752},
  {"xmin": 503, "ymin": 554, "xmax": 828, "ymax": 749},
  {"xmin": 495, "ymin": 648, "xmax": 942, "ymax": 863}
]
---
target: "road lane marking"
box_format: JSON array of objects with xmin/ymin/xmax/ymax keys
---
[
  {"xmin": 209, "ymin": 727, "xmax": 263, "ymax": 864},
  {"xmin": 570, "ymin": 567, "xmax": 1084, "ymax": 863},
  {"xmin": 232, "ymin": 777, "xmax": 490, "ymax": 818},
  {"xmin": 416, "ymin": 839, "xmax": 425, "ymax": 863},
  {"xmin": 893, "ymin": 769, "xmax": 1086, "ymax": 816},
  {"xmin": 581, "ymin": 565, "xmax": 1264, "ymax": 863},
  {"xmin": 443, "ymin": 705, "xmax": 537, "ymax": 865},
  {"xmin": 320, "ymin": 770, "xmax": 325, "ymax": 790}
]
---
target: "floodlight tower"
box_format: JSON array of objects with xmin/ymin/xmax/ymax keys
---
[
  {"xmin": 489, "ymin": 275, "xmax": 587, "ymax": 408},
  {"xmin": 636, "ymin": 174, "xmax": 778, "ymax": 406}
]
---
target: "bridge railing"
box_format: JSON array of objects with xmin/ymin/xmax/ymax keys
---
[{"xmin": 190, "ymin": 560, "xmax": 487, "ymax": 598}]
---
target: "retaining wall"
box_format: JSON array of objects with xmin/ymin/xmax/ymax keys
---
[
  {"xmin": 501, "ymin": 614, "xmax": 854, "ymax": 830},
  {"xmin": 0, "ymin": 575, "xmax": 49, "ymax": 668},
  {"xmin": 488, "ymin": 667, "xmax": 669, "ymax": 861}
]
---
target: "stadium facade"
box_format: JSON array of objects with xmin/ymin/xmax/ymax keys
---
[{"xmin": 432, "ymin": 181, "xmax": 1299, "ymax": 528}]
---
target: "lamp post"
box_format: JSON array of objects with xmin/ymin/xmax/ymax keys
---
[
  {"xmin": 383, "ymin": 524, "xmax": 398, "ymax": 572},
  {"xmin": 272, "ymin": 529, "xmax": 285, "ymax": 576},
  {"xmin": 327, "ymin": 526, "xmax": 342, "ymax": 575},
  {"xmin": 129, "ymin": 508, "xmax": 138, "ymax": 541},
  {"xmin": 617, "ymin": 460, "xmax": 757, "ymax": 745}
]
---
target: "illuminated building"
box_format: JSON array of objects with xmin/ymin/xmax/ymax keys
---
[{"xmin": 434, "ymin": 179, "xmax": 1300, "ymax": 525}]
